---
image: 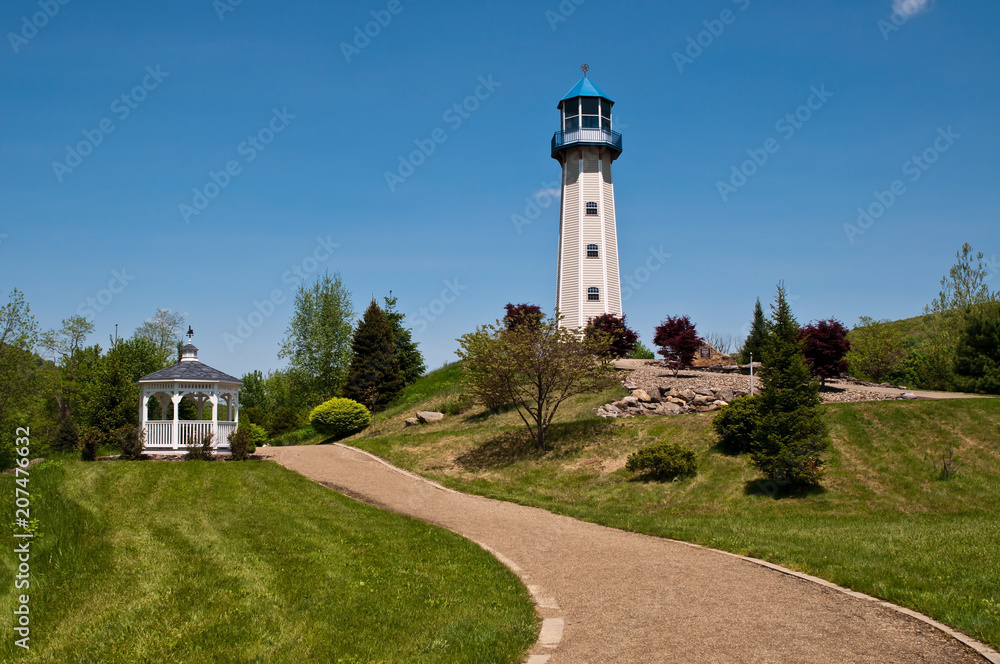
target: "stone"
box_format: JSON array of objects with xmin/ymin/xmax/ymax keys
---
[
  {"xmin": 695, "ymin": 388, "xmax": 716, "ymax": 397},
  {"xmin": 713, "ymin": 400, "xmax": 729, "ymax": 407},
  {"xmin": 416, "ymin": 411, "xmax": 445, "ymax": 423},
  {"xmin": 623, "ymin": 380, "xmax": 638, "ymax": 390},
  {"xmin": 603, "ymin": 404, "xmax": 622, "ymax": 415},
  {"xmin": 659, "ymin": 402, "xmax": 684, "ymax": 415},
  {"xmin": 632, "ymin": 389, "xmax": 653, "ymax": 403},
  {"xmin": 678, "ymin": 389, "xmax": 697, "ymax": 402},
  {"xmin": 898, "ymin": 392, "xmax": 918, "ymax": 400},
  {"xmin": 696, "ymin": 404, "xmax": 721, "ymax": 412},
  {"xmin": 691, "ymin": 395, "xmax": 713, "ymax": 407},
  {"xmin": 404, "ymin": 417, "xmax": 420, "ymax": 427},
  {"xmin": 715, "ymin": 389, "xmax": 735, "ymax": 403},
  {"xmin": 622, "ymin": 396, "xmax": 639, "ymax": 406},
  {"xmin": 666, "ymin": 396, "xmax": 686, "ymax": 406},
  {"xmin": 641, "ymin": 402, "xmax": 657, "ymax": 410}
]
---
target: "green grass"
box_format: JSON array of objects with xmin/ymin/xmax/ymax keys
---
[
  {"xmin": 343, "ymin": 366, "xmax": 1000, "ymax": 649},
  {"xmin": 0, "ymin": 459, "xmax": 537, "ymax": 663}
]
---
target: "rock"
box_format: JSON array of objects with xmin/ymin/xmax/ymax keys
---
[
  {"xmin": 898, "ymin": 392, "xmax": 918, "ymax": 400},
  {"xmin": 666, "ymin": 396, "xmax": 687, "ymax": 406},
  {"xmin": 597, "ymin": 409, "xmax": 616, "ymax": 418},
  {"xmin": 695, "ymin": 387, "xmax": 716, "ymax": 397},
  {"xmin": 622, "ymin": 396, "xmax": 639, "ymax": 406},
  {"xmin": 713, "ymin": 400, "xmax": 729, "ymax": 407},
  {"xmin": 678, "ymin": 389, "xmax": 697, "ymax": 402},
  {"xmin": 691, "ymin": 395, "xmax": 713, "ymax": 407},
  {"xmin": 632, "ymin": 389, "xmax": 653, "ymax": 403},
  {"xmin": 623, "ymin": 380, "xmax": 638, "ymax": 390},
  {"xmin": 640, "ymin": 402, "xmax": 657, "ymax": 411},
  {"xmin": 404, "ymin": 417, "xmax": 420, "ymax": 427},
  {"xmin": 416, "ymin": 411, "xmax": 445, "ymax": 423},
  {"xmin": 659, "ymin": 402, "xmax": 684, "ymax": 415},
  {"xmin": 715, "ymin": 389, "xmax": 735, "ymax": 403},
  {"xmin": 696, "ymin": 404, "xmax": 721, "ymax": 412},
  {"xmin": 603, "ymin": 404, "xmax": 622, "ymax": 415}
]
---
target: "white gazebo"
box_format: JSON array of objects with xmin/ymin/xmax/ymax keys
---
[{"xmin": 137, "ymin": 328, "xmax": 242, "ymax": 454}]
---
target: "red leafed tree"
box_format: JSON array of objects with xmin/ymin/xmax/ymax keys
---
[
  {"xmin": 504, "ymin": 303, "xmax": 543, "ymax": 330},
  {"xmin": 799, "ymin": 319, "xmax": 851, "ymax": 385},
  {"xmin": 584, "ymin": 313, "xmax": 639, "ymax": 359},
  {"xmin": 653, "ymin": 316, "xmax": 705, "ymax": 377}
]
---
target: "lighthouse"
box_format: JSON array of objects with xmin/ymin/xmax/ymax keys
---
[{"xmin": 552, "ymin": 65, "xmax": 623, "ymax": 329}]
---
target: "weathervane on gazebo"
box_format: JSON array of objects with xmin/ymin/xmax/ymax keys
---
[
  {"xmin": 186, "ymin": 326, "xmax": 194, "ymax": 344},
  {"xmin": 581, "ymin": 63, "xmax": 589, "ymax": 77}
]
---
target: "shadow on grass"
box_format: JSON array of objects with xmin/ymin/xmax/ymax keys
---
[
  {"xmin": 743, "ymin": 479, "xmax": 828, "ymax": 500},
  {"xmin": 455, "ymin": 430, "xmax": 541, "ymax": 470}
]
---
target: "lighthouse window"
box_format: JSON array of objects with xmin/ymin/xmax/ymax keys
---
[
  {"xmin": 581, "ymin": 97, "xmax": 600, "ymax": 129},
  {"xmin": 581, "ymin": 98, "xmax": 599, "ymax": 115},
  {"xmin": 586, "ymin": 202, "xmax": 598, "ymax": 215},
  {"xmin": 587, "ymin": 287, "xmax": 600, "ymax": 301},
  {"xmin": 565, "ymin": 115, "xmax": 579, "ymax": 132},
  {"xmin": 563, "ymin": 99, "xmax": 579, "ymax": 132},
  {"xmin": 587, "ymin": 244, "xmax": 599, "ymax": 258}
]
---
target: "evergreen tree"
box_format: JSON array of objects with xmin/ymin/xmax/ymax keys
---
[
  {"xmin": 954, "ymin": 303, "xmax": 1000, "ymax": 395},
  {"xmin": 742, "ymin": 298, "xmax": 770, "ymax": 364},
  {"xmin": 343, "ymin": 299, "xmax": 405, "ymax": 411},
  {"xmin": 751, "ymin": 284, "xmax": 830, "ymax": 487},
  {"xmin": 383, "ymin": 292, "xmax": 425, "ymax": 385},
  {"xmin": 79, "ymin": 337, "xmax": 164, "ymax": 445},
  {"xmin": 53, "ymin": 415, "xmax": 80, "ymax": 453}
]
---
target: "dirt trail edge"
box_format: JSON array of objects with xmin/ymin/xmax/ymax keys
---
[{"xmin": 263, "ymin": 444, "xmax": 998, "ymax": 664}]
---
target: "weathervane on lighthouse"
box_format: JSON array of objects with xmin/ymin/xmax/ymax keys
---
[{"xmin": 551, "ymin": 66, "xmax": 624, "ymax": 329}]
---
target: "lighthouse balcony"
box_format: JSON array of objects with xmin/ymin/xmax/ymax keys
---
[{"xmin": 551, "ymin": 127, "xmax": 622, "ymax": 158}]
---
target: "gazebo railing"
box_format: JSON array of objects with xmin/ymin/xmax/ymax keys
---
[
  {"xmin": 143, "ymin": 421, "xmax": 238, "ymax": 450},
  {"xmin": 145, "ymin": 422, "xmax": 172, "ymax": 447}
]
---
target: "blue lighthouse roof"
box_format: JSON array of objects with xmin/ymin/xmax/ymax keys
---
[{"xmin": 561, "ymin": 77, "xmax": 613, "ymax": 103}]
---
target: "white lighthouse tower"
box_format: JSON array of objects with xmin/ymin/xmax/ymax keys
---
[{"xmin": 552, "ymin": 66, "xmax": 623, "ymax": 329}]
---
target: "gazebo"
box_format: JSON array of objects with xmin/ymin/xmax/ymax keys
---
[{"xmin": 137, "ymin": 328, "xmax": 242, "ymax": 454}]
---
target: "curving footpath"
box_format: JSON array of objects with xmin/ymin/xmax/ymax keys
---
[{"xmin": 263, "ymin": 444, "xmax": 999, "ymax": 664}]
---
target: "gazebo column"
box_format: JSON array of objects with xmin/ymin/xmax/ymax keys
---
[
  {"xmin": 171, "ymin": 392, "xmax": 183, "ymax": 450},
  {"xmin": 210, "ymin": 394, "xmax": 219, "ymax": 447},
  {"xmin": 140, "ymin": 393, "xmax": 149, "ymax": 445}
]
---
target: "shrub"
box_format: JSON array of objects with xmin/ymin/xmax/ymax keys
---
[
  {"xmin": 625, "ymin": 442, "xmax": 698, "ymax": 480},
  {"xmin": 117, "ymin": 425, "xmax": 145, "ymax": 461},
  {"xmin": 712, "ymin": 395, "xmax": 760, "ymax": 455},
  {"xmin": 653, "ymin": 316, "xmax": 705, "ymax": 377},
  {"xmin": 800, "ymin": 319, "xmax": 851, "ymax": 385},
  {"xmin": 245, "ymin": 423, "xmax": 267, "ymax": 448},
  {"xmin": 584, "ymin": 313, "xmax": 639, "ymax": 359},
  {"xmin": 442, "ymin": 393, "xmax": 474, "ymax": 416},
  {"xmin": 186, "ymin": 433, "xmax": 214, "ymax": 461},
  {"xmin": 80, "ymin": 428, "xmax": 100, "ymax": 462},
  {"xmin": 629, "ymin": 341, "xmax": 655, "ymax": 360},
  {"xmin": 228, "ymin": 426, "xmax": 255, "ymax": 461},
  {"xmin": 268, "ymin": 426, "xmax": 318, "ymax": 447},
  {"xmin": 53, "ymin": 416, "xmax": 80, "ymax": 453},
  {"xmin": 309, "ymin": 398, "xmax": 372, "ymax": 439}
]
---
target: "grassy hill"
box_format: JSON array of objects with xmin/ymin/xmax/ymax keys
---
[
  {"xmin": 331, "ymin": 363, "xmax": 1000, "ymax": 649},
  {"xmin": 0, "ymin": 459, "xmax": 537, "ymax": 663}
]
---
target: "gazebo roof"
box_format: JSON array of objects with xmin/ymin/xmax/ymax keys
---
[{"xmin": 138, "ymin": 361, "xmax": 242, "ymax": 384}]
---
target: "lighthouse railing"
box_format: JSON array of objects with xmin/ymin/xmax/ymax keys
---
[{"xmin": 551, "ymin": 127, "xmax": 622, "ymax": 155}]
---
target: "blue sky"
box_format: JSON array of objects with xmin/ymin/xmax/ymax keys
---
[{"xmin": 1, "ymin": 0, "xmax": 997, "ymax": 376}]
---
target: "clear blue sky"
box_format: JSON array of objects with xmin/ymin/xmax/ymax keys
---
[{"xmin": 2, "ymin": 0, "xmax": 998, "ymax": 376}]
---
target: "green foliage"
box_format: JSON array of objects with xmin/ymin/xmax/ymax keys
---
[
  {"xmin": 244, "ymin": 422, "xmax": 267, "ymax": 447},
  {"xmin": 53, "ymin": 416, "xmax": 80, "ymax": 453},
  {"xmin": 343, "ymin": 299, "xmax": 405, "ymax": 411},
  {"xmin": 846, "ymin": 316, "xmax": 908, "ymax": 383},
  {"xmin": 228, "ymin": 426, "xmax": 255, "ymax": 460},
  {"xmin": 752, "ymin": 284, "xmax": 830, "ymax": 487},
  {"xmin": 0, "ymin": 288, "xmax": 40, "ymax": 470},
  {"xmin": 309, "ymin": 398, "xmax": 372, "ymax": 439},
  {"xmin": 384, "ymin": 292, "xmax": 425, "ymax": 385},
  {"xmin": 712, "ymin": 395, "xmax": 760, "ymax": 455},
  {"xmin": 117, "ymin": 425, "xmax": 145, "ymax": 461},
  {"xmin": 80, "ymin": 428, "xmax": 100, "ymax": 462},
  {"xmin": 625, "ymin": 442, "xmax": 698, "ymax": 480},
  {"xmin": 79, "ymin": 337, "xmax": 165, "ymax": 442},
  {"xmin": 954, "ymin": 303, "xmax": 1000, "ymax": 394},
  {"xmin": 279, "ymin": 272, "xmax": 355, "ymax": 404},
  {"xmin": 132, "ymin": 309, "xmax": 185, "ymax": 366},
  {"xmin": 185, "ymin": 433, "xmax": 214, "ymax": 461},
  {"xmin": 629, "ymin": 340, "xmax": 655, "ymax": 360},
  {"xmin": 267, "ymin": 425, "xmax": 318, "ymax": 447},
  {"xmin": 741, "ymin": 298, "xmax": 770, "ymax": 364},
  {"xmin": 39, "ymin": 314, "xmax": 96, "ymax": 418}
]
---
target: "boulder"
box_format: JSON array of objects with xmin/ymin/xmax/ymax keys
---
[
  {"xmin": 404, "ymin": 417, "xmax": 420, "ymax": 427},
  {"xmin": 691, "ymin": 395, "xmax": 713, "ymax": 407},
  {"xmin": 713, "ymin": 400, "xmax": 729, "ymax": 407},
  {"xmin": 695, "ymin": 387, "xmax": 716, "ymax": 397},
  {"xmin": 622, "ymin": 396, "xmax": 639, "ymax": 406},
  {"xmin": 666, "ymin": 396, "xmax": 687, "ymax": 406},
  {"xmin": 623, "ymin": 380, "xmax": 638, "ymax": 390},
  {"xmin": 659, "ymin": 402, "xmax": 684, "ymax": 415},
  {"xmin": 696, "ymin": 404, "xmax": 721, "ymax": 412},
  {"xmin": 678, "ymin": 389, "xmax": 697, "ymax": 402},
  {"xmin": 898, "ymin": 392, "xmax": 918, "ymax": 400},
  {"xmin": 632, "ymin": 389, "xmax": 653, "ymax": 403},
  {"xmin": 416, "ymin": 411, "xmax": 445, "ymax": 424},
  {"xmin": 603, "ymin": 403, "xmax": 622, "ymax": 415},
  {"xmin": 640, "ymin": 402, "xmax": 657, "ymax": 411},
  {"xmin": 715, "ymin": 389, "xmax": 735, "ymax": 403}
]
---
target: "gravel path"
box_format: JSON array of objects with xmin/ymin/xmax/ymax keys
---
[{"xmin": 263, "ymin": 444, "xmax": 995, "ymax": 664}]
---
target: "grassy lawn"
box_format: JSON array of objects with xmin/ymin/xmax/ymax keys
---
[
  {"xmin": 0, "ymin": 459, "xmax": 537, "ymax": 663},
  {"xmin": 339, "ymin": 364, "xmax": 1000, "ymax": 649}
]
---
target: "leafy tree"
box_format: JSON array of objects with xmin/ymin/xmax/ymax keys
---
[
  {"xmin": 0, "ymin": 289, "xmax": 40, "ymax": 469},
  {"xmin": 457, "ymin": 314, "xmax": 618, "ymax": 450},
  {"xmin": 926, "ymin": 243, "xmax": 997, "ymax": 314},
  {"xmin": 800, "ymin": 319, "xmax": 851, "ymax": 386},
  {"xmin": 134, "ymin": 309, "xmax": 185, "ymax": 365},
  {"xmin": 53, "ymin": 415, "xmax": 80, "ymax": 453},
  {"xmin": 584, "ymin": 313, "xmax": 639, "ymax": 359},
  {"xmin": 846, "ymin": 317, "xmax": 908, "ymax": 383},
  {"xmin": 238, "ymin": 370, "xmax": 270, "ymax": 427},
  {"xmin": 629, "ymin": 341, "xmax": 655, "ymax": 360},
  {"xmin": 384, "ymin": 292, "xmax": 425, "ymax": 385},
  {"xmin": 503, "ymin": 303, "xmax": 543, "ymax": 330},
  {"xmin": 279, "ymin": 273, "xmax": 355, "ymax": 404},
  {"xmin": 39, "ymin": 315, "xmax": 95, "ymax": 417},
  {"xmin": 751, "ymin": 284, "xmax": 830, "ymax": 487},
  {"xmin": 954, "ymin": 303, "xmax": 1000, "ymax": 395},
  {"xmin": 343, "ymin": 299, "xmax": 404, "ymax": 411},
  {"xmin": 741, "ymin": 298, "xmax": 770, "ymax": 364},
  {"xmin": 653, "ymin": 315, "xmax": 704, "ymax": 377}
]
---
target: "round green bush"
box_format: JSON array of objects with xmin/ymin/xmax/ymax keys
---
[
  {"xmin": 712, "ymin": 395, "xmax": 760, "ymax": 455},
  {"xmin": 625, "ymin": 442, "xmax": 698, "ymax": 480},
  {"xmin": 309, "ymin": 398, "xmax": 372, "ymax": 439},
  {"xmin": 245, "ymin": 423, "xmax": 267, "ymax": 449}
]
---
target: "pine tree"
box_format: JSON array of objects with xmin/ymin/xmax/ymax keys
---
[
  {"xmin": 751, "ymin": 284, "xmax": 830, "ymax": 487},
  {"xmin": 53, "ymin": 415, "xmax": 80, "ymax": 453},
  {"xmin": 742, "ymin": 298, "xmax": 770, "ymax": 364},
  {"xmin": 343, "ymin": 299, "xmax": 405, "ymax": 411},
  {"xmin": 383, "ymin": 293, "xmax": 425, "ymax": 386}
]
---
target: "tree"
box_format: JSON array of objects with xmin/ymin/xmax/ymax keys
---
[
  {"xmin": 954, "ymin": 303, "xmax": 1000, "ymax": 395},
  {"xmin": 457, "ymin": 314, "xmax": 618, "ymax": 451},
  {"xmin": 846, "ymin": 317, "xmax": 908, "ymax": 383},
  {"xmin": 927, "ymin": 243, "xmax": 997, "ymax": 315},
  {"xmin": 584, "ymin": 313, "xmax": 639, "ymax": 359},
  {"xmin": 799, "ymin": 319, "xmax": 850, "ymax": 386},
  {"xmin": 238, "ymin": 370, "xmax": 270, "ymax": 427},
  {"xmin": 0, "ymin": 289, "xmax": 40, "ymax": 469},
  {"xmin": 503, "ymin": 303, "xmax": 544, "ymax": 330},
  {"xmin": 134, "ymin": 309, "xmax": 185, "ymax": 365},
  {"xmin": 653, "ymin": 316, "xmax": 704, "ymax": 377},
  {"xmin": 384, "ymin": 292, "xmax": 425, "ymax": 385},
  {"xmin": 629, "ymin": 341, "xmax": 655, "ymax": 360},
  {"xmin": 39, "ymin": 314, "xmax": 95, "ymax": 418},
  {"xmin": 343, "ymin": 299, "xmax": 405, "ymax": 411},
  {"xmin": 741, "ymin": 298, "xmax": 770, "ymax": 364},
  {"xmin": 279, "ymin": 273, "xmax": 355, "ymax": 403},
  {"xmin": 751, "ymin": 284, "xmax": 829, "ymax": 487}
]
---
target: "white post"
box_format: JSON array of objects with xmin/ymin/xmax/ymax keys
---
[
  {"xmin": 233, "ymin": 391, "xmax": 239, "ymax": 425},
  {"xmin": 171, "ymin": 392, "xmax": 182, "ymax": 450},
  {"xmin": 210, "ymin": 393, "xmax": 219, "ymax": 448},
  {"xmin": 750, "ymin": 352, "xmax": 754, "ymax": 396},
  {"xmin": 140, "ymin": 393, "xmax": 149, "ymax": 449}
]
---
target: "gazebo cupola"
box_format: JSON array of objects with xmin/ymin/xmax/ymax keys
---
[{"xmin": 137, "ymin": 327, "xmax": 243, "ymax": 454}]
